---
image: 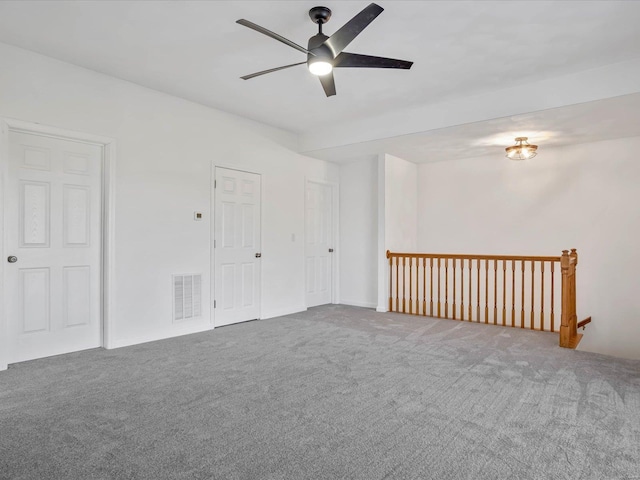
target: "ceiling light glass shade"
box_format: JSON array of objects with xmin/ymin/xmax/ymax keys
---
[
  {"xmin": 308, "ymin": 60, "xmax": 333, "ymax": 76},
  {"xmin": 505, "ymin": 137, "xmax": 538, "ymax": 160}
]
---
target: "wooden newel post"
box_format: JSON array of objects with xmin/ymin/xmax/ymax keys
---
[{"xmin": 559, "ymin": 249, "xmax": 579, "ymax": 348}]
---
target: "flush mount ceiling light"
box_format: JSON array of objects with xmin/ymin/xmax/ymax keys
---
[
  {"xmin": 505, "ymin": 137, "xmax": 538, "ymax": 160},
  {"xmin": 236, "ymin": 3, "xmax": 413, "ymax": 97}
]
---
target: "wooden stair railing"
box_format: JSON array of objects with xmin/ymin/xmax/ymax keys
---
[{"xmin": 386, "ymin": 249, "xmax": 588, "ymax": 349}]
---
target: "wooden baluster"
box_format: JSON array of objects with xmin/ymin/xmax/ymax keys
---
[
  {"xmin": 430, "ymin": 258, "xmax": 434, "ymax": 316},
  {"xmin": 468, "ymin": 259, "xmax": 472, "ymax": 321},
  {"xmin": 395, "ymin": 256, "xmax": 399, "ymax": 313},
  {"xmin": 493, "ymin": 259, "xmax": 498, "ymax": 325},
  {"xmin": 415, "ymin": 258, "xmax": 419, "ymax": 315},
  {"xmin": 415, "ymin": 256, "xmax": 419, "ymax": 315},
  {"xmin": 484, "ymin": 259, "xmax": 489, "ymax": 324},
  {"xmin": 437, "ymin": 258, "xmax": 441, "ymax": 317},
  {"xmin": 453, "ymin": 258, "xmax": 457, "ymax": 320},
  {"xmin": 476, "ymin": 259, "xmax": 480, "ymax": 323},
  {"xmin": 511, "ymin": 260, "xmax": 516, "ymax": 327},
  {"xmin": 540, "ymin": 261, "xmax": 545, "ymax": 331},
  {"xmin": 388, "ymin": 253, "xmax": 393, "ymax": 311},
  {"xmin": 550, "ymin": 261, "xmax": 555, "ymax": 332},
  {"xmin": 521, "ymin": 260, "xmax": 525, "ymax": 328},
  {"xmin": 530, "ymin": 260, "xmax": 535, "ymax": 330},
  {"xmin": 501, "ymin": 260, "xmax": 506, "ymax": 326},
  {"xmin": 402, "ymin": 257, "xmax": 406, "ymax": 313},
  {"xmin": 422, "ymin": 258, "xmax": 427, "ymax": 315},
  {"xmin": 416, "ymin": 257, "xmax": 419, "ymax": 315},
  {"xmin": 445, "ymin": 258, "xmax": 449, "ymax": 318},
  {"xmin": 460, "ymin": 259, "xmax": 464, "ymax": 321},
  {"xmin": 409, "ymin": 256, "xmax": 413, "ymax": 314}
]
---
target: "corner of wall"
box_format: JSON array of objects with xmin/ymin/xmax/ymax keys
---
[{"xmin": 376, "ymin": 153, "xmax": 388, "ymax": 312}]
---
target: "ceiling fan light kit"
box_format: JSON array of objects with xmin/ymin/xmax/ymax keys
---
[
  {"xmin": 236, "ymin": 3, "xmax": 413, "ymax": 97},
  {"xmin": 308, "ymin": 60, "xmax": 333, "ymax": 76},
  {"xmin": 506, "ymin": 137, "xmax": 538, "ymax": 161}
]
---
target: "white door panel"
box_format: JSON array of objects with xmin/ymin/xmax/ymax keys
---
[
  {"xmin": 5, "ymin": 131, "xmax": 102, "ymax": 363},
  {"xmin": 306, "ymin": 181, "xmax": 333, "ymax": 307},
  {"xmin": 214, "ymin": 167, "xmax": 261, "ymax": 326}
]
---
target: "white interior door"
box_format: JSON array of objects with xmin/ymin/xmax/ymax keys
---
[
  {"xmin": 305, "ymin": 181, "xmax": 333, "ymax": 307},
  {"xmin": 214, "ymin": 167, "xmax": 261, "ymax": 327},
  {"xmin": 5, "ymin": 130, "xmax": 102, "ymax": 364}
]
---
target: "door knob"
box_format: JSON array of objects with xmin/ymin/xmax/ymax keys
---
[
  {"xmin": 255, "ymin": 253, "xmax": 262, "ymax": 258},
  {"xmin": 7, "ymin": 256, "xmax": 17, "ymax": 263}
]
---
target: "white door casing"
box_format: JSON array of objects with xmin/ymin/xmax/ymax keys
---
[
  {"xmin": 4, "ymin": 130, "xmax": 102, "ymax": 364},
  {"xmin": 213, "ymin": 167, "xmax": 261, "ymax": 327},
  {"xmin": 305, "ymin": 180, "xmax": 334, "ymax": 307}
]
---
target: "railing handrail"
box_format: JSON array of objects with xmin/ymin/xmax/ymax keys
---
[
  {"xmin": 386, "ymin": 248, "xmax": 585, "ymax": 349},
  {"xmin": 387, "ymin": 250, "xmax": 561, "ymax": 263}
]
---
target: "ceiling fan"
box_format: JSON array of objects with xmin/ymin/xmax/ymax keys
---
[{"xmin": 236, "ymin": 3, "xmax": 413, "ymax": 97}]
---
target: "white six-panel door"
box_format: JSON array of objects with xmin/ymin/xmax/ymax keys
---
[
  {"xmin": 305, "ymin": 181, "xmax": 333, "ymax": 307},
  {"xmin": 5, "ymin": 131, "xmax": 102, "ymax": 363},
  {"xmin": 214, "ymin": 167, "xmax": 261, "ymax": 327}
]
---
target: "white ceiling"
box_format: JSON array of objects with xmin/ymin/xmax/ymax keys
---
[
  {"xmin": 1, "ymin": 1, "xmax": 640, "ymax": 162},
  {"xmin": 304, "ymin": 92, "xmax": 640, "ymax": 163}
]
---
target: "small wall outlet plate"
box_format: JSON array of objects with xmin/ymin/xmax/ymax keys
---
[{"xmin": 194, "ymin": 212, "xmax": 203, "ymax": 221}]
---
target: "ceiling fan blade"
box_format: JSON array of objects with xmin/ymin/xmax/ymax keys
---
[
  {"xmin": 241, "ymin": 62, "xmax": 306, "ymax": 80},
  {"xmin": 334, "ymin": 52, "xmax": 413, "ymax": 69},
  {"xmin": 322, "ymin": 3, "xmax": 383, "ymax": 56},
  {"xmin": 319, "ymin": 72, "xmax": 336, "ymax": 97},
  {"xmin": 237, "ymin": 19, "xmax": 313, "ymax": 55}
]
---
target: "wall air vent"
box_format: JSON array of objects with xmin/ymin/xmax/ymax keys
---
[{"xmin": 173, "ymin": 274, "xmax": 202, "ymax": 322}]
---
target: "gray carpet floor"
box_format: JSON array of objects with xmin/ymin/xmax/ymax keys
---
[{"xmin": 1, "ymin": 305, "xmax": 639, "ymax": 480}]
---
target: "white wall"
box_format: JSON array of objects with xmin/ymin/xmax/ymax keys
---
[
  {"xmin": 0, "ymin": 43, "xmax": 338, "ymax": 360},
  {"xmin": 339, "ymin": 158, "xmax": 378, "ymax": 308},
  {"xmin": 417, "ymin": 137, "xmax": 640, "ymax": 359},
  {"xmin": 385, "ymin": 154, "xmax": 418, "ymax": 252}
]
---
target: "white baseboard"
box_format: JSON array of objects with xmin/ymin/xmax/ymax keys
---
[
  {"xmin": 376, "ymin": 305, "xmax": 388, "ymax": 313},
  {"xmin": 0, "ymin": 362, "xmax": 7, "ymax": 372},
  {"xmin": 261, "ymin": 304, "xmax": 307, "ymax": 320},
  {"xmin": 340, "ymin": 299, "xmax": 377, "ymax": 309},
  {"xmin": 109, "ymin": 304, "xmax": 310, "ymax": 349},
  {"xmin": 107, "ymin": 321, "xmax": 215, "ymax": 350}
]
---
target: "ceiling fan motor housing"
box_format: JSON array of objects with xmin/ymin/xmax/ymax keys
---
[{"xmin": 308, "ymin": 33, "xmax": 334, "ymax": 68}]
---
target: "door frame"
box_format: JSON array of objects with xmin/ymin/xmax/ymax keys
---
[
  {"xmin": 0, "ymin": 118, "xmax": 116, "ymax": 370},
  {"xmin": 304, "ymin": 178, "xmax": 340, "ymax": 307},
  {"xmin": 210, "ymin": 164, "xmax": 263, "ymax": 326}
]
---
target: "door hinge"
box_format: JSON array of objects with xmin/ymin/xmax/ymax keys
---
[
  {"xmin": 214, "ymin": 300, "xmax": 216, "ymax": 308},
  {"xmin": 214, "ymin": 239, "xmax": 216, "ymax": 248},
  {"xmin": 214, "ymin": 179, "xmax": 217, "ymax": 188}
]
